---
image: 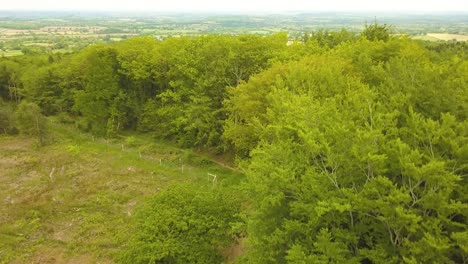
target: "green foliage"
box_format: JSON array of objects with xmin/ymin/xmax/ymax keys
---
[
  {"xmin": 138, "ymin": 34, "xmax": 288, "ymax": 147},
  {"xmin": 72, "ymin": 45, "xmax": 126, "ymax": 136},
  {"xmin": 309, "ymin": 29, "xmax": 356, "ymax": 48},
  {"xmin": 0, "ymin": 99, "xmax": 16, "ymax": 134},
  {"xmin": 225, "ymin": 39, "xmax": 467, "ymax": 262},
  {"xmin": 120, "ymin": 184, "xmax": 242, "ymax": 263},
  {"xmin": 65, "ymin": 143, "xmax": 81, "ymax": 156},
  {"xmin": 20, "ymin": 64, "xmax": 66, "ymax": 115},
  {"xmin": 141, "ymin": 35, "xmax": 286, "ymax": 146},
  {"xmin": 124, "ymin": 135, "xmax": 137, "ymax": 147},
  {"xmin": 115, "ymin": 36, "xmax": 160, "ymax": 124},
  {"xmin": 362, "ymin": 22, "xmax": 391, "ymax": 42},
  {"xmin": 0, "ymin": 59, "xmax": 20, "ymax": 102},
  {"xmin": 14, "ymin": 101, "xmax": 48, "ymax": 146},
  {"xmin": 0, "ymin": 28, "xmax": 466, "ymax": 263}
]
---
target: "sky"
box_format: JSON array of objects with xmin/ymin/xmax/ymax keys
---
[{"xmin": 0, "ymin": 0, "xmax": 467, "ymax": 12}]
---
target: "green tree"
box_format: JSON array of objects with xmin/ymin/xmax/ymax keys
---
[
  {"xmin": 0, "ymin": 59, "xmax": 21, "ymax": 102},
  {"xmin": 140, "ymin": 34, "xmax": 287, "ymax": 147},
  {"xmin": 116, "ymin": 36, "xmax": 160, "ymax": 126},
  {"xmin": 311, "ymin": 29, "xmax": 356, "ymax": 48},
  {"xmin": 72, "ymin": 45, "xmax": 125, "ymax": 136},
  {"xmin": 362, "ymin": 22, "xmax": 391, "ymax": 42},
  {"xmin": 20, "ymin": 64, "xmax": 65, "ymax": 114},
  {"xmin": 226, "ymin": 47, "xmax": 467, "ymax": 263}
]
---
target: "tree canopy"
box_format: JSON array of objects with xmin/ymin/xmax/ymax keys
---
[{"xmin": 0, "ymin": 28, "xmax": 466, "ymax": 263}]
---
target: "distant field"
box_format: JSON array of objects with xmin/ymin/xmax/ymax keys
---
[
  {"xmin": 0, "ymin": 12, "xmax": 467, "ymax": 58},
  {"xmin": 0, "ymin": 26, "xmax": 106, "ymax": 36},
  {"xmin": 412, "ymin": 35, "xmax": 441, "ymax": 41},
  {"xmin": 413, "ymin": 33, "xmax": 468, "ymax": 41},
  {"xmin": 427, "ymin": 33, "xmax": 468, "ymax": 41}
]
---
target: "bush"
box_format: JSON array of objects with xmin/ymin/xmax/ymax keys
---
[
  {"xmin": 124, "ymin": 136, "xmax": 137, "ymax": 147},
  {"xmin": 120, "ymin": 184, "xmax": 242, "ymax": 263},
  {"xmin": 56, "ymin": 112, "xmax": 75, "ymax": 124},
  {"xmin": 0, "ymin": 100, "xmax": 16, "ymax": 134},
  {"xmin": 15, "ymin": 101, "xmax": 48, "ymax": 146}
]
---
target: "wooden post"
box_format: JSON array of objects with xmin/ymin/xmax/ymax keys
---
[
  {"xmin": 208, "ymin": 173, "xmax": 217, "ymax": 185},
  {"xmin": 49, "ymin": 167, "xmax": 56, "ymax": 182}
]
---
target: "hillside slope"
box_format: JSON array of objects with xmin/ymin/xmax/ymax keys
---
[{"xmin": 0, "ymin": 121, "xmax": 242, "ymax": 263}]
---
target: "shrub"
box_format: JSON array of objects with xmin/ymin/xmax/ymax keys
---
[
  {"xmin": 0, "ymin": 100, "xmax": 16, "ymax": 134},
  {"xmin": 15, "ymin": 101, "xmax": 48, "ymax": 146},
  {"xmin": 124, "ymin": 136, "xmax": 137, "ymax": 147},
  {"xmin": 56, "ymin": 112, "xmax": 75, "ymax": 124},
  {"xmin": 120, "ymin": 184, "xmax": 242, "ymax": 263}
]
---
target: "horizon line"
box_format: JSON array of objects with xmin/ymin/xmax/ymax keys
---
[{"xmin": 1, "ymin": 9, "xmax": 468, "ymax": 14}]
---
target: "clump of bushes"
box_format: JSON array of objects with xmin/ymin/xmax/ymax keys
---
[
  {"xmin": 119, "ymin": 184, "xmax": 243, "ymax": 263},
  {"xmin": 0, "ymin": 100, "xmax": 51, "ymax": 146}
]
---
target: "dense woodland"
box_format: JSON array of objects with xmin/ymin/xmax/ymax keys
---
[{"xmin": 0, "ymin": 24, "xmax": 467, "ymax": 263}]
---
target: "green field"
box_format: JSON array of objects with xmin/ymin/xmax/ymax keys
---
[
  {"xmin": 0, "ymin": 50, "xmax": 23, "ymax": 57},
  {"xmin": 0, "ymin": 121, "xmax": 242, "ymax": 263},
  {"xmin": 412, "ymin": 33, "xmax": 468, "ymax": 42}
]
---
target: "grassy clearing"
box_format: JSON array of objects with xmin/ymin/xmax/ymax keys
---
[{"xmin": 0, "ymin": 121, "xmax": 243, "ymax": 263}]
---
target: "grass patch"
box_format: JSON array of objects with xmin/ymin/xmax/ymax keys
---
[{"xmin": 0, "ymin": 121, "xmax": 244, "ymax": 263}]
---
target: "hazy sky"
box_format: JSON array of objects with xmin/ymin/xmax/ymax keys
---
[{"xmin": 1, "ymin": 0, "xmax": 467, "ymax": 12}]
